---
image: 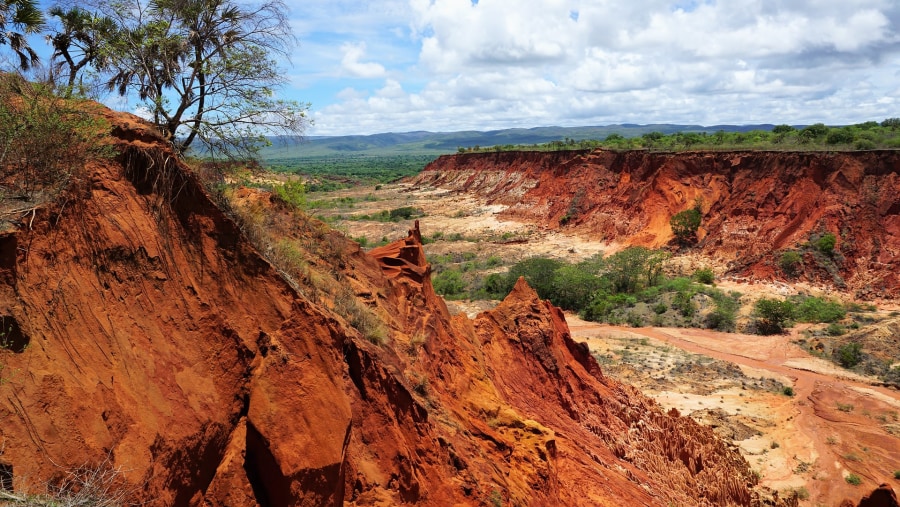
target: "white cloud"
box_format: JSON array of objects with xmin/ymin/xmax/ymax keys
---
[
  {"xmin": 297, "ymin": 0, "xmax": 900, "ymax": 135},
  {"xmin": 340, "ymin": 42, "xmax": 387, "ymax": 78}
]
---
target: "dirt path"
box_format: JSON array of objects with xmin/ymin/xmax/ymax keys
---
[{"xmin": 567, "ymin": 317, "xmax": 900, "ymax": 505}]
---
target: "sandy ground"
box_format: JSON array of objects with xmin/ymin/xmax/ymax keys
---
[
  {"xmin": 315, "ymin": 180, "xmax": 900, "ymax": 505},
  {"xmin": 567, "ymin": 317, "xmax": 900, "ymax": 504}
]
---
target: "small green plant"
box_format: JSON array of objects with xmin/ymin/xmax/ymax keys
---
[
  {"xmin": 846, "ymin": 473, "xmax": 862, "ymax": 485},
  {"xmin": 816, "ymin": 232, "xmax": 837, "ymax": 255},
  {"xmin": 826, "ymin": 436, "xmax": 838, "ymax": 445},
  {"xmin": 893, "ymin": 470, "xmax": 900, "ymax": 479},
  {"xmin": 826, "ymin": 323, "xmax": 846, "ymax": 336},
  {"xmin": 836, "ymin": 342, "xmax": 863, "ymax": 368},
  {"xmin": 489, "ymin": 489, "xmax": 503, "ymax": 507},
  {"xmin": 779, "ymin": 250, "xmax": 803, "ymax": 276},
  {"xmin": 794, "ymin": 487, "xmax": 810, "ymax": 500},
  {"xmin": 693, "ymin": 267, "xmax": 715, "ymax": 284},
  {"xmin": 770, "ymin": 441, "xmax": 780, "ymax": 449},
  {"xmin": 272, "ymin": 179, "xmax": 306, "ymax": 208},
  {"xmin": 782, "ymin": 386, "xmax": 794, "ymax": 397},
  {"xmin": 836, "ymin": 402, "xmax": 855, "ymax": 413}
]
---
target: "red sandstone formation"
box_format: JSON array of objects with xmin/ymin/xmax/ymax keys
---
[
  {"xmin": 0, "ymin": 108, "xmax": 782, "ymax": 505},
  {"xmin": 413, "ymin": 150, "xmax": 900, "ymax": 298}
]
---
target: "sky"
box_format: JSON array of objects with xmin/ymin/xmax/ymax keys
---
[
  {"xmin": 24, "ymin": 0, "xmax": 900, "ymax": 136},
  {"xmin": 284, "ymin": 0, "xmax": 900, "ymax": 136}
]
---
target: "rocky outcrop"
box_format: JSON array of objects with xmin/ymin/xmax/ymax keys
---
[
  {"xmin": 0, "ymin": 108, "xmax": 767, "ymax": 505},
  {"xmin": 413, "ymin": 150, "xmax": 900, "ymax": 297}
]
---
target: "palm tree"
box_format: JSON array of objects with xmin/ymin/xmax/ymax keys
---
[
  {"xmin": 0, "ymin": 0, "xmax": 45, "ymax": 71},
  {"xmin": 47, "ymin": 6, "xmax": 118, "ymax": 91}
]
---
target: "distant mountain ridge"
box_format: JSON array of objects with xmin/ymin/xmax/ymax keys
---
[{"xmin": 261, "ymin": 123, "xmax": 781, "ymax": 159}]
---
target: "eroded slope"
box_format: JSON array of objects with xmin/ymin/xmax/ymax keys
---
[{"xmin": 0, "ymin": 110, "xmax": 771, "ymax": 506}]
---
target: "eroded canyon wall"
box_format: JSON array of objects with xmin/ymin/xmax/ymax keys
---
[
  {"xmin": 414, "ymin": 150, "xmax": 900, "ymax": 297},
  {"xmin": 0, "ymin": 110, "xmax": 786, "ymax": 506}
]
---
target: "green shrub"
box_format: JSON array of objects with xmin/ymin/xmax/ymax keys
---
[
  {"xmin": 433, "ymin": 269, "xmax": 466, "ymax": 297},
  {"xmin": 816, "ymin": 233, "xmax": 837, "ymax": 255},
  {"xmin": 673, "ymin": 291, "xmax": 696, "ymax": 318},
  {"xmin": 845, "ymin": 474, "xmax": 862, "ymax": 485},
  {"xmin": 836, "ymin": 342, "xmax": 863, "ymax": 368},
  {"xmin": 389, "ymin": 206, "xmax": 423, "ymax": 221},
  {"xmin": 754, "ymin": 298, "xmax": 795, "ymax": 335},
  {"xmin": 671, "ymin": 207, "xmax": 702, "ymax": 244},
  {"xmin": 893, "ymin": 470, "xmax": 900, "ymax": 479},
  {"xmin": 779, "ymin": 251, "xmax": 803, "ymax": 276},
  {"xmin": 693, "ymin": 267, "xmax": 715, "ymax": 285},
  {"xmin": 0, "ymin": 76, "xmax": 113, "ymax": 201},
  {"xmin": 826, "ymin": 323, "xmax": 846, "ymax": 336},
  {"xmin": 582, "ymin": 292, "xmax": 637, "ymax": 322},
  {"xmin": 782, "ymin": 386, "xmax": 794, "ymax": 396},
  {"xmin": 793, "ymin": 296, "xmax": 846, "ymax": 323},
  {"xmin": 273, "ymin": 179, "xmax": 306, "ymax": 208},
  {"xmin": 855, "ymin": 139, "xmax": 877, "ymax": 150},
  {"xmin": 826, "ymin": 128, "xmax": 855, "ymax": 145},
  {"xmin": 652, "ymin": 302, "xmax": 668, "ymax": 315},
  {"xmin": 482, "ymin": 273, "xmax": 508, "ymax": 299},
  {"xmin": 504, "ymin": 257, "xmax": 565, "ymax": 299}
]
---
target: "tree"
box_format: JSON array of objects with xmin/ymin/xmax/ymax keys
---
[
  {"xmin": 753, "ymin": 298, "xmax": 794, "ymax": 335},
  {"xmin": 603, "ymin": 247, "xmax": 667, "ymax": 294},
  {"xmin": 46, "ymin": 6, "xmax": 118, "ymax": 93},
  {"xmin": 504, "ymin": 257, "xmax": 564, "ymax": 298},
  {"xmin": 0, "ymin": 0, "xmax": 44, "ymax": 70},
  {"xmin": 93, "ymin": 0, "xmax": 310, "ymax": 158},
  {"xmin": 670, "ymin": 198, "xmax": 703, "ymax": 245},
  {"xmin": 772, "ymin": 124, "xmax": 795, "ymax": 134}
]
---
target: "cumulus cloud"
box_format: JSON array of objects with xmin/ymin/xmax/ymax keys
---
[
  {"xmin": 302, "ymin": 0, "xmax": 900, "ymax": 135},
  {"xmin": 340, "ymin": 42, "xmax": 387, "ymax": 78}
]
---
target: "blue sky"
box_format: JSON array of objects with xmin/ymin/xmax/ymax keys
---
[{"xmin": 26, "ymin": 0, "xmax": 900, "ymax": 136}]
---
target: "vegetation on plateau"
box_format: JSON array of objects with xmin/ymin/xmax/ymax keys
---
[{"xmin": 457, "ymin": 120, "xmax": 900, "ymax": 153}]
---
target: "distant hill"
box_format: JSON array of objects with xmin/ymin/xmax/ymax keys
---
[{"xmin": 261, "ymin": 124, "xmax": 780, "ymax": 160}]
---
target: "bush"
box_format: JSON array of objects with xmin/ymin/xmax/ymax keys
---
[
  {"xmin": 855, "ymin": 139, "xmax": 877, "ymax": 150},
  {"xmin": 505, "ymin": 257, "xmax": 565, "ymax": 299},
  {"xmin": 793, "ymin": 296, "xmax": 846, "ymax": 323},
  {"xmin": 582, "ymin": 292, "xmax": 637, "ymax": 322},
  {"xmin": 779, "ymin": 251, "xmax": 803, "ymax": 276},
  {"xmin": 816, "ymin": 232, "xmax": 837, "ymax": 255},
  {"xmin": 389, "ymin": 206, "xmax": 423, "ymax": 221},
  {"xmin": 845, "ymin": 474, "xmax": 862, "ymax": 485},
  {"xmin": 604, "ymin": 247, "xmax": 668, "ymax": 293},
  {"xmin": 433, "ymin": 269, "xmax": 466, "ymax": 297},
  {"xmin": 693, "ymin": 267, "xmax": 715, "ymax": 285},
  {"xmin": 782, "ymin": 386, "xmax": 794, "ymax": 396},
  {"xmin": 754, "ymin": 298, "xmax": 795, "ymax": 335},
  {"xmin": 0, "ymin": 76, "xmax": 112, "ymax": 201},
  {"xmin": 826, "ymin": 323, "xmax": 846, "ymax": 336},
  {"xmin": 826, "ymin": 128, "xmax": 855, "ymax": 145},
  {"xmin": 671, "ymin": 207, "xmax": 702, "ymax": 244},
  {"xmin": 835, "ymin": 341, "xmax": 862, "ymax": 368},
  {"xmin": 273, "ymin": 179, "xmax": 306, "ymax": 208},
  {"xmin": 672, "ymin": 291, "xmax": 696, "ymax": 318}
]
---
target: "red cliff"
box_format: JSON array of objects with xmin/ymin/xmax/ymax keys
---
[{"xmin": 413, "ymin": 150, "xmax": 900, "ymax": 297}]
